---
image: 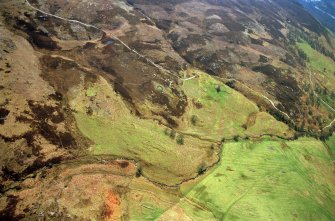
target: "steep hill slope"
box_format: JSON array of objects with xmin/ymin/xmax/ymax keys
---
[
  {"xmin": 299, "ymin": 0, "xmax": 335, "ymax": 33},
  {"xmin": 28, "ymin": 0, "xmax": 335, "ymax": 133},
  {"xmin": 0, "ymin": 0, "xmax": 334, "ymax": 220}
]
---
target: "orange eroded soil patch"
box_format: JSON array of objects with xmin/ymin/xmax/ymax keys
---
[{"xmin": 103, "ymin": 191, "xmax": 122, "ymax": 221}]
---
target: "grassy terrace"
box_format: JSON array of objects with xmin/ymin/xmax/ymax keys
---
[
  {"xmin": 180, "ymin": 69, "xmax": 293, "ymax": 140},
  {"xmin": 158, "ymin": 138, "xmax": 335, "ymax": 220},
  {"xmin": 69, "ymin": 77, "xmax": 219, "ymax": 185}
]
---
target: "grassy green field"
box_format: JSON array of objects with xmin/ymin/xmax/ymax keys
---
[
  {"xmin": 165, "ymin": 137, "xmax": 335, "ymax": 221},
  {"xmin": 180, "ymin": 69, "xmax": 293, "ymax": 140},
  {"xmin": 296, "ymin": 41, "xmax": 335, "ymax": 90},
  {"xmin": 69, "ymin": 76, "xmax": 219, "ymax": 185},
  {"xmin": 297, "ymin": 42, "xmax": 335, "ymax": 77},
  {"xmin": 245, "ymin": 112, "xmax": 292, "ymax": 138},
  {"xmin": 126, "ymin": 177, "xmax": 180, "ymax": 221},
  {"xmin": 157, "ymin": 198, "xmax": 216, "ymax": 221}
]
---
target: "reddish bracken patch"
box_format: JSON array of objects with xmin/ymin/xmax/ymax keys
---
[{"xmin": 103, "ymin": 191, "xmax": 121, "ymax": 221}]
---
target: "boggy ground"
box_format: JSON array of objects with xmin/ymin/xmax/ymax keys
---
[{"xmin": 0, "ymin": 0, "xmax": 335, "ymax": 220}]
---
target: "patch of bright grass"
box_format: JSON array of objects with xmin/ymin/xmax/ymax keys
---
[
  {"xmin": 127, "ymin": 178, "xmax": 180, "ymax": 221},
  {"xmin": 245, "ymin": 112, "xmax": 293, "ymax": 138},
  {"xmin": 86, "ymin": 86, "xmax": 97, "ymax": 97},
  {"xmin": 157, "ymin": 198, "xmax": 216, "ymax": 221},
  {"xmin": 177, "ymin": 137, "xmax": 335, "ymax": 220},
  {"xmin": 181, "ymin": 70, "xmax": 257, "ymax": 140},
  {"xmin": 180, "ymin": 69, "xmax": 293, "ymax": 140},
  {"xmin": 297, "ymin": 41, "xmax": 335, "ymax": 76}
]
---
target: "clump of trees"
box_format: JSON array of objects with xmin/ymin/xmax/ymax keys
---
[
  {"xmin": 215, "ymin": 85, "xmax": 221, "ymax": 93},
  {"xmin": 225, "ymin": 80, "xmax": 236, "ymax": 89},
  {"xmin": 191, "ymin": 115, "xmax": 198, "ymax": 125},
  {"xmin": 297, "ymin": 48, "xmax": 308, "ymax": 62},
  {"xmin": 176, "ymin": 134, "xmax": 184, "ymax": 145},
  {"xmin": 136, "ymin": 166, "xmax": 142, "ymax": 177},
  {"xmin": 197, "ymin": 164, "xmax": 206, "ymax": 175},
  {"xmin": 165, "ymin": 128, "xmax": 185, "ymax": 145},
  {"xmin": 169, "ymin": 129, "xmax": 176, "ymax": 139}
]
